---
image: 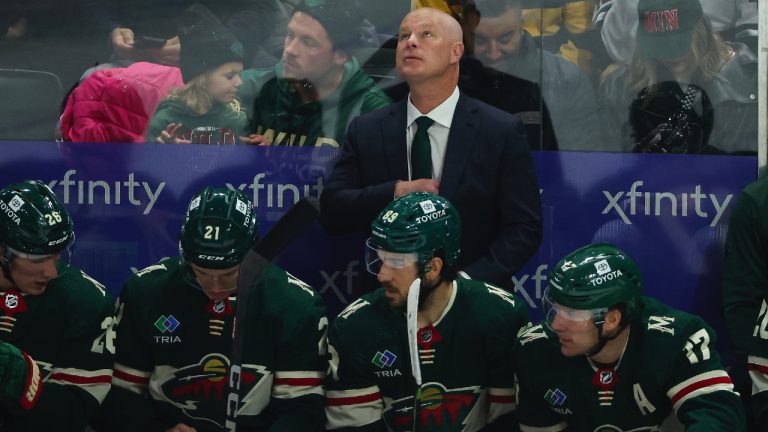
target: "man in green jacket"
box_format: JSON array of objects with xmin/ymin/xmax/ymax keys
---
[{"xmin": 239, "ymin": 0, "xmax": 392, "ymax": 148}]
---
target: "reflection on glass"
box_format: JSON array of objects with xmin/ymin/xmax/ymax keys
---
[
  {"xmin": 238, "ymin": 0, "xmax": 392, "ymax": 148},
  {"xmin": 145, "ymin": 5, "xmax": 247, "ymax": 145},
  {"xmin": 599, "ymin": 0, "xmax": 757, "ymax": 155},
  {"xmin": 462, "ymin": 0, "xmax": 610, "ymax": 152}
]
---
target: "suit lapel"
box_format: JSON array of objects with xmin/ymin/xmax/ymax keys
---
[
  {"xmin": 441, "ymin": 94, "xmax": 479, "ymax": 199},
  {"xmin": 383, "ymin": 99, "xmax": 409, "ymax": 180}
]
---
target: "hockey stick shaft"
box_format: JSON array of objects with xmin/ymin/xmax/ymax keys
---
[{"xmin": 225, "ymin": 196, "xmax": 321, "ymax": 430}]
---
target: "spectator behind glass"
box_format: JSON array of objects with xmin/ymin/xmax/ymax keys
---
[
  {"xmin": 599, "ymin": 0, "xmax": 757, "ymax": 154},
  {"xmin": 238, "ymin": 0, "xmax": 391, "ymax": 147},
  {"xmin": 464, "ymin": 0, "xmax": 612, "ymax": 152},
  {"xmin": 628, "ymin": 81, "xmax": 714, "ymax": 154},
  {"xmin": 145, "ymin": 6, "xmax": 247, "ymax": 145},
  {"xmin": 1, "ymin": 0, "xmax": 111, "ymax": 89},
  {"xmin": 79, "ymin": 0, "xmax": 253, "ymax": 74},
  {"xmin": 595, "ymin": 0, "xmax": 758, "ymax": 64},
  {"xmin": 415, "ymin": 0, "xmax": 602, "ymax": 75}
]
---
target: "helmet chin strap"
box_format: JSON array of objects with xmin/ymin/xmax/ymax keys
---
[
  {"xmin": 417, "ymin": 267, "xmax": 444, "ymax": 311},
  {"xmin": 586, "ymin": 320, "xmax": 629, "ymax": 358},
  {"xmin": 0, "ymin": 251, "xmax": 18, "ymax": 289}
]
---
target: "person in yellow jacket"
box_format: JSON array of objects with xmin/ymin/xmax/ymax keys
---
[{"xmin": 413, "ymin": 0, "xmax": 598, "ymax": 74}]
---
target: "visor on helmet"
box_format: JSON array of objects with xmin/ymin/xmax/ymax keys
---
[
  {"xmin": 542, "ymin": 287, "xmax": 608, "ymax": 333},
  {"xmin": 3, "ymin": 232, "xmax": 74, "ymax": 275},
  {"xmin": 182, "ymin": 259, "xmax": 239, "ymax": 295},
  {"xmin": 365, "ymin": 238, "xmax": 418, "ymax": 275}
]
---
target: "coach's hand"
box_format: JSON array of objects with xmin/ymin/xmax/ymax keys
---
[{"xmin": 394, "ymin": 179, "xmax": 440, "ymax": 198}]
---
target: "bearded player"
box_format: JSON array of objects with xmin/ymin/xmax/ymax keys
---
[{"xmin": 325, "ymin": 191, "xmax": 529, "ymax": 431}]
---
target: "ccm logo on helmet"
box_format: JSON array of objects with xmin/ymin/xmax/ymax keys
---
[
  {"xmin": 588, "ymin": 270, "xmax": 624, "ymax": 287},
  {"xmin": 48, "ymin": 236, "xmax": 69, "ymax": 246},
  {"xmin": 198, "ymin": 255, "xmax": 225, "ymax": 261},
  {"xmin": 416, "ymin": 209, "xmax": 446, "ymax": 223}
]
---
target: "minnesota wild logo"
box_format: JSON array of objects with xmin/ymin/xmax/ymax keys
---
[
  {"xmin": 160, "ymin": 354, "xmax": 270, "ymax": 428},
  {"xmin": 383, "ymin": 383, "xmax": 481, "ymax": 431}
]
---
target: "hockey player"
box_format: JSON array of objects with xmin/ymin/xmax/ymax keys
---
[
  {"xmin": 97, "ymin": 187, "xmax": 327, "ymax": 431},
  {"xmin": 515, "ymin": 243, "xmax": 746, "ymax": 431},
  {"xmin": 325, "ymin": 192, "xmax": 530, "ymax": 431},
  {"xmin": 721, "ymin": 177, "xmax": 768, "ymax": 427},
  {"xmin": 0, "ymin": 180, "xmax": 115, "ymax": 430}
]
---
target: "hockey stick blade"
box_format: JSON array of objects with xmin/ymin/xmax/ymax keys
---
[{"xmin": 225, "ymin": 196, "xmax": 321, "ymax": 431}]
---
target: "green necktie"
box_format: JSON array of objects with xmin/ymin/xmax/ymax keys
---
[{"xmin": 411, "ymin": 116, "xmax": 435, "ymax": 180}]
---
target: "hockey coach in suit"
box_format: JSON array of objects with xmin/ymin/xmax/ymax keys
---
[{"xmin": 321, "ymin": 7, "xmax": 542, "ymax": 289}]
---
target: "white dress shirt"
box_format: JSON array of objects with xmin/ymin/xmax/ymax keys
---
[{"xmin": 405, "ymin": 87, "xmax": 460, "ymax": 181}]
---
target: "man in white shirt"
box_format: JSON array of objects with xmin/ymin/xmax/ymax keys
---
[{"xmin": 321, "ymin": 7, "xmax": 542, "ymax": 290}]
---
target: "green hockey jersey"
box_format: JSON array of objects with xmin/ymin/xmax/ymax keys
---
[
  {"xmin": 100, "ymin": 258, "xmax": 327, "ymax": 432},
  {"xmin": 238, "ymin": 57, "xmax": 392, "ymax": 148},
  {"xmin": 145, "ymin": 98, "xmax": 248, "ymax": 144},
  {"xmin": 325, "ymin": 278, "xmax": 530, "ymax": 431},
  {"xmin": 515, "ymin": 296, "xmax": 746, "ymax": 431},
  {"xmin": 721, "ymin": 177, "xmax": 768, "ymax": 424},
  {"xmin": 0, "ymin": 266, "xmax": 115, "ymax": 431}
]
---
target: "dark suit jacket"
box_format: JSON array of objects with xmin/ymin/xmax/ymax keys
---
[{"xmin": 320, "ymin": 92, "xmax": 543, "ymax": 288}]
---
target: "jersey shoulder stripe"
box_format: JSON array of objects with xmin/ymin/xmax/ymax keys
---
[{"xmin": 667, "ymin": 370, "xmax": 735, "ymax": 411}]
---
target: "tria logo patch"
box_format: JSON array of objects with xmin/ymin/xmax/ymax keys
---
[
  {"xmin": 155, "ymin": 315, "xmax": 180, "ymax": 333},
  {"xmin": 372, "ymin": 350, "xmax": 397, "ymax": 368},
  {"xmin": 545, "ymin": 388, "xmax": 567, "ymax": 407}
]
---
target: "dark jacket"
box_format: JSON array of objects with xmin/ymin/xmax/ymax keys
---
[
  {"xmin": 599, "ymin": 43, "xmax": 757, "ymax": 154},
  {"xmin": 498, "ymin": 32, "xmax": 610, "ymax": 151},
  {"xmin": 458, "ymin": 56, "xmax": 559, "ymax": 151},
  {"xmin": 321, "ymin": 93, "xmax": 543, "ymax": 288}
]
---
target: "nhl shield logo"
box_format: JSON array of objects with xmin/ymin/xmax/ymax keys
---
[
  {"xmin": 213, "ymin": 300, "xmax": 225, "ymax": 314},
  {"xmin": 5, "ymin": 294, "xmax": 18, "ymax": 309},
  {"xmin": 599, "ymin": 370, "xmax": 614, "ymax": 385},
  {"xmin": 1, "ymin": 290, "xmax": 27, "ymax": 316},
  {"xmin": 420, "ymin": 328, "xmax": 433, "ymax": 344}
]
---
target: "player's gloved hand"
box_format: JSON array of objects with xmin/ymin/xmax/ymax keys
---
[{"xmin": 0, "ymin": 341, "xmax": 42, "ymax": 409}]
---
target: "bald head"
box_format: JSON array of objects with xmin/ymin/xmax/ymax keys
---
[
  {"xmin": 408, "ymin": 7, "xmax": 464, "ymax": 44},
  {"xmin": 396, "ymin": 7, "xmax": 465, "ymax": 90}
]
